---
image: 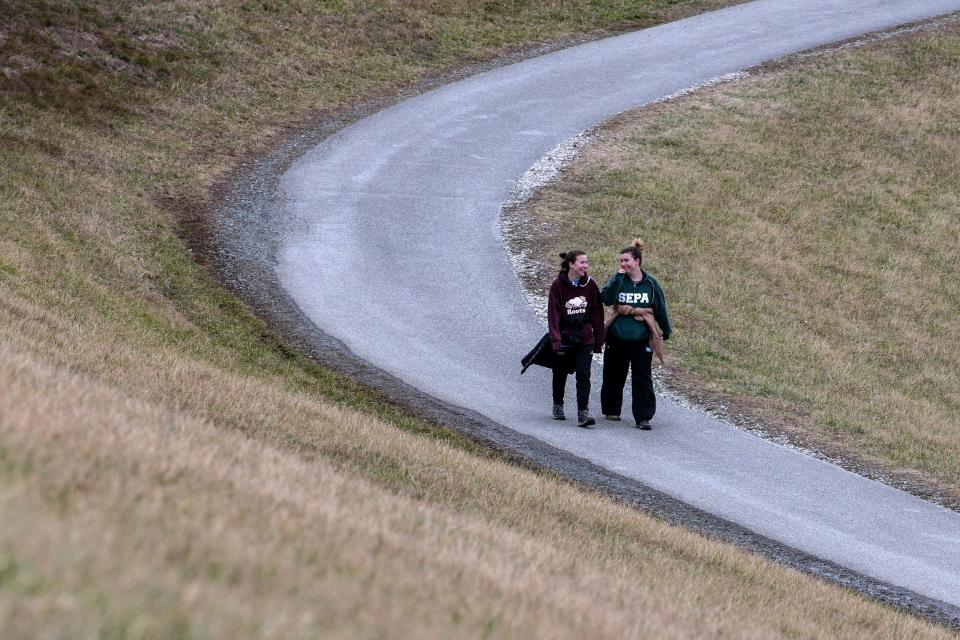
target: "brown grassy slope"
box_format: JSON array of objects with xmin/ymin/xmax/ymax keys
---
[
  {"xmin": 518, "ymin": 21, "xmax": 960, "ymax": 501},
  {"xmin": 4, "ymin": 335, "xmax": 949, "ymax": 638},
  {"xmin": 0, "ymin": 1, "xmax": 953, "ymax": 637}
]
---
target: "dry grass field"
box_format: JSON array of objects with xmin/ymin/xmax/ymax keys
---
[
  {"xmin": 0, "ymin": 1, "xmax": 954, "ymax": 637},
  {"xmin": 520, "ymin": 20, "xmax": 960, "ymax": 502}
]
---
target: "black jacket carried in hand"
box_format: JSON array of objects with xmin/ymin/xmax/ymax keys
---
[{"xmin": 520, "ymin": 333, "xmax": 577, "ymax": 374}]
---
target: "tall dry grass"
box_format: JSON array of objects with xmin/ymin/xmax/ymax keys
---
[
  {"xmin": 521, "ymin": 22, "xmax": 960, "ymax": 498},
  {"xmin": 1, "ymin": 314, "xmax": 950, "ymax": 638}
]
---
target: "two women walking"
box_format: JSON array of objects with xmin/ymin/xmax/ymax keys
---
[{"xmin": 546, "ymin": 239, "xmax": 671, "ymax": 430}]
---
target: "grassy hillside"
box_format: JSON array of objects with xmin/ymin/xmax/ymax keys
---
[
  {"xmin": 520, "ymin": 20, "xmax": 960, "ymax": 502},
  {"xmin": 0, "ymin": 1, "xmax": 952, "ymax": 637}
]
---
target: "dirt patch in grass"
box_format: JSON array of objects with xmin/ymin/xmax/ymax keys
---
[{"xmin": 515, "ymin": 15, "xmax": 960, "ymax": 509}]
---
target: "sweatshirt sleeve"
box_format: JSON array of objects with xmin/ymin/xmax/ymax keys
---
[
  {"xmin": 589, "ymin": 281, "xmax": 605, "ymax": 351},
  {"xmin": 600, "ymin": 273, "xmax": 623, "ymax": 306},
  {"xmin": 653, "ymin": 281, "xmax": 672, "ymax": 341},
  {"xmin": 547, "ymin": 279, "xmax": 564, "ymax": 351}
]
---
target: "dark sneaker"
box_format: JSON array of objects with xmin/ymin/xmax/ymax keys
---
[
  {"xmin": 636, "ymin": 420, "xmax": 652, "ymax": 430},
  {"xmin": 552, "ymin": 404, "xmax": 566, "ymax": 420},
  {"xmin": 604, "ymin": 415, "xmax": 622, "ymax": 422},
  {"xmin": 577, "ymin": 410, "xmax": 596, "ymax": 429}
]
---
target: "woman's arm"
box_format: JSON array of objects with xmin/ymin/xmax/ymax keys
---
[
  {"xmin": 589, "ymin": 281, "xmax": 605, "ymax": 352},
  {"xmin": 547, "ymin": 279, "xmax": 564, "ymax": 352},
  {"xmin": 653, "ymin": 282, "xmax": 672, "ymax": 340},
  {"xmin": 600, "ymin": 273, "xmax": 624, "ymax": 306}
]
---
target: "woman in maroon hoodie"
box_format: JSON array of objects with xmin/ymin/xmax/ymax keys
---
[{"xmin": 547, "ymin": 250, "xmax": 605, "ymax": 428}]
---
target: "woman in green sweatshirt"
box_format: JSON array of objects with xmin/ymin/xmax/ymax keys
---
[{"xmin": 600, "ymin": 239, "xmax": 671, "ymax": 429}]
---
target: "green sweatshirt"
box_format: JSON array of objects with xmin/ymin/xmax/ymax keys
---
[{"xmin": 600, "ymin": 271, "xmax": 672, "ymax": 343}]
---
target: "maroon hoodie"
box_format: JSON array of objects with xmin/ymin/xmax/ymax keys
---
[{"xmin": 547, "ymin": 272, "xmax": 605, "ymax": 353}]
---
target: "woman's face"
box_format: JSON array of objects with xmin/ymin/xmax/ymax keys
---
[
  {"xmin": 570, "ymin": 254, "xmax": 589, "ymax": 278},
  {"xmin": 618, "ymin": 252, "xmax": 639, "ymax": 273}
]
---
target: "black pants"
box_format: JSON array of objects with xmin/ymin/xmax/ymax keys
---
[
  {"xmin": 601, "ymin": 335, "xmax": 655, "ymax": 423},
  {"xmin": 552, "ymin": 345, "xmax": 593, "ymax": 411}
]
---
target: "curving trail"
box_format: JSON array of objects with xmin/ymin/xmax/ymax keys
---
[{"xmin": 275, "ymin": 0, "xmax": 960, "ymax": 611}]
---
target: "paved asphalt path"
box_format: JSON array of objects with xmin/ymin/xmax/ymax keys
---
[{"xmin": 276, "ymin": 0, "xmax": 960, "ymax": 608}]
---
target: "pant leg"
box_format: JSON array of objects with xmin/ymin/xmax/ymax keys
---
[
  {"xmin": 630, "ymin": 343, "xmax": 656, "ymax": 423},
  {"xmin": 601, "ymin": 337, "xmax": 630, "ymax": 416},
  {"xmin": 552, "ymin": 365, "xmax": 567, "ymax": 405},
  {"xmin": 572, "ymin": 346, "xmax": 593, "ymax": 412}
]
